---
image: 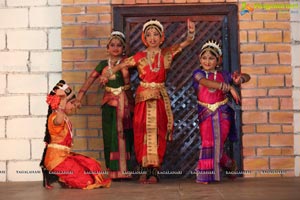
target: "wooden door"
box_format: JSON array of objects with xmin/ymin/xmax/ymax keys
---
[{"xmin": 113, "ymin": 4, "xmax": 241, "ymax": 178}]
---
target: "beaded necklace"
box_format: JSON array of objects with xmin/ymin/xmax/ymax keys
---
[
  {"xmin": 205, "ymin": 70, "xmax": 217, "ymax": 92},
  {"xmin": 205, "ymin": 70, "xmax": 217, "ymax": 80}
]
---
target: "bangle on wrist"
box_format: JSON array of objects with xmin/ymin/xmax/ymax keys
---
[
  {"xmin": 221, "ymin": 83, "xmax": 231, "ymax": 92},
  {"xmin": 187, "ymin": 31, "xmax": 195, "ymax": 40},
  {"xmin": 219, "ymin": 82, "xmax": 223, "ymax": 90}
]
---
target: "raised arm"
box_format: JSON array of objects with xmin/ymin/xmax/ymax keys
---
[
  {"xmin": 53, "ymin": 89, "xmax": 67, "ymax": 125},
  {"xmin": 179, "ymin": 19, "xmax": 195, "ymax": 49}
]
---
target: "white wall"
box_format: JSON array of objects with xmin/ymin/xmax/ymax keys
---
[
  {"xmin": 0, "ymin": 0, "xmax": 62, "ymax": 182},
  {"xmin": 291, "ymin": 1, "xmax": 300, "ymax": 177}
]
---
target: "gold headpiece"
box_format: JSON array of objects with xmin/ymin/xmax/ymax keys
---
[
  {"xmin": 111, "ymin": 31, "xmax": 125, "ymax": 40},
  {"xmin": 56, "ymin": 82, "xmax": 75, "ymax": 100},
  {"xmin": 108, "ymin": 31, "xmax": 126, "ymax": 47},
  {"xmin": 143, "ymin": 19, "xmax": 164, "ymax": 34},
  {"xmin": 201, "ymin": 40, "xmax": 222, "ymax": 56},
  {"xmin": 47, "ymin": 80, "xmax": 76, "ymax": 110}
]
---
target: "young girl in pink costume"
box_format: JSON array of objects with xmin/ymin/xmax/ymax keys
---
[{"xmin": 192, "ymin": 40, "xmax": 250, "ymax": 184}]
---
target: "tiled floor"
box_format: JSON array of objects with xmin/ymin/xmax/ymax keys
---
[{"xmin": 1, "ymin": 177, "xmax": 300, "ymax": 200}]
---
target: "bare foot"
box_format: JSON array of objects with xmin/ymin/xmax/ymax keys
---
[
  {"xmin": 138, "ymin": 174, "xmax": 147, "ymax": 184},
  {"xmin": 146, "ymin": 176, "xmax": 158, "ymax": 184},
  {"xmin": 196, "ymin": 181, "xmax": 208, "ymax": 184}
]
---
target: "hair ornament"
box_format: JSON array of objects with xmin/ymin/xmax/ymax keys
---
[
  {"xmin": 142, "ymin": 19, "xmax": 164, "ymax": 33},
  {"xmin": 108, "ymin": 30, "xmax": 126, "ymax": 47},
  {"xmin": 46, "ymin": 95, "xmax": 61, "ymax": 110},
  {"xmin": 111, "ymin": 31, "xmax": 125, "ymax": 40},
  {"xmin": 46, "ymin": 80, "xmax": 76, "ymax": 110},
  {"xmin": 58, "ymin": 83, "xmax": 73, "ymax": 95},
  {"xmin": 141, "ymin": 19, "xmax": 165, "ymax": 46},
  {"xmin": 201, "ymin": 40, "xmax": 222, "ymax": 56},
  {"xmin": 58, "ymin": 84, "xmax": 69, "ymax": 91}
]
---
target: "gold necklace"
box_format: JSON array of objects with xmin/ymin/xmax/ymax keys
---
[
  {"xmin": 147, "ymin": 50, "xmax": 161, "ymax": 73},
  {"xmin": 107, "ymin": 58, "xmax": 121, "ymax": 80},
  {"xmin": 108, "ymin": 58, "xmax": 121, "ymax": 67}
]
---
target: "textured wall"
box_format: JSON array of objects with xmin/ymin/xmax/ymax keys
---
[{"xmin": 0, "ymin": 0, "xmax": 299, "ymax": 182}]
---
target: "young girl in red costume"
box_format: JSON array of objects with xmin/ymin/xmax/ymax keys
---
[
  {"xmin": 100, "ymin": 19, "xmax": 195, "ymax": 184},
  {"xmin": 192, "ymin": 40, "xmax": 250, "ymax": 184},
  {"xmin": 40, "ymin": 80, "xmax": 111, "ymax": 189}
]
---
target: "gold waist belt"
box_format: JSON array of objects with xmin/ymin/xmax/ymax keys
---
[
  {"xmin": 105, "ymin": 84, "xmax": 130, "ymax": 95},
  {"xmin": 140, "ymin": 81, "xmax": 164, "ymax": 89},
  {"xmin": 198, "ymin": 98, "xmax": 228, "ymax": 112},
  {"xmin": 48, "ymin": 143, "xmax": 71, "ymax": 152}
]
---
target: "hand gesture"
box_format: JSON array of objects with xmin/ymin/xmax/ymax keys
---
[
  {"xmin": 232, "ymin": 71, "xmax": 242, "ymax": 85},
  {"xmin": 230, "ymin": 86, "xmax": 241, "ymax": 104},
  {"xmin": 74, "ymin": 99, "xmax": 82, "ymax": 108},
  {"xmin": 187, "ymin": 18, "xmax": 195, "ymax": 34}
]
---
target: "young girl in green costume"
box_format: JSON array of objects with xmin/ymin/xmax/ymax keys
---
[{"xmin": 76, "ymin": 31, "xmax": 134, "ymax": 180}]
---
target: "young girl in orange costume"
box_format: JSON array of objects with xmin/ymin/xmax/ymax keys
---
[{"xmin": 40, "ymin": 80, "xmax": 111, "ymax": 189}]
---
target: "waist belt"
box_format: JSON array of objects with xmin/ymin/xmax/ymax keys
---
[
  {"xmin": 198, "ymin": 98, "xmax": 228, "ymax": 112},
  {"xmin": 48, "ymin": 143, "xmax": 71, "ymax": 152},
  {"xmin": 105, "ymin": 84, "xmax": 130, "ymax": 95},
  {"xmin": 140, "ymin": 81, "xmax": 164, "ymax": 89}
]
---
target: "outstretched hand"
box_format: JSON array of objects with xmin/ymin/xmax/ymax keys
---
[
  {"xmin": 232, "ymin": 71, "xmax": 242, "ymax": 85},
  {"xmin": 74, "ymin": 99, "xmax": 82, "ymax": 108},
  {"xmin": 187, "ymin": 18, "xmax": 195, "ymax": 33},
  {"xmin": 180, "ymin": 18, "xmax": 196, "ymax": 48}
]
